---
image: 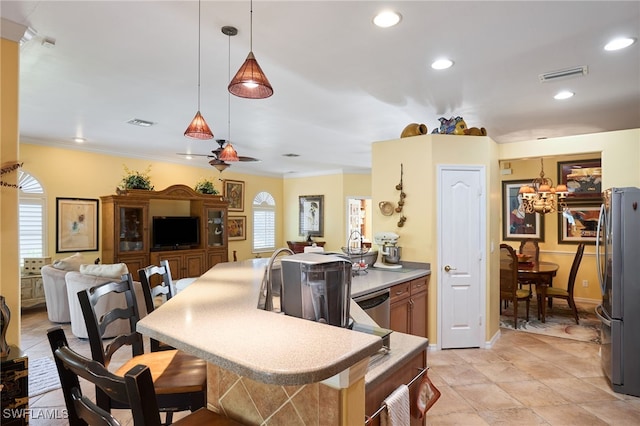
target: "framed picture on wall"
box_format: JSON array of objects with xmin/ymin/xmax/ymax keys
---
[
  {"xmin": 558, "ymin": 203, "xmax": 600, "ymax": 244},
  {"xmin": 228, "ymin": 216, "xmax": 246, "ymax": 241},
  {"xmin": 299, "ymin": 195, "xmax": 324, "ymax": 237},
  {"xmin": 557, "ymin": 159, "xmax": 602, "ymax": 200},
  {"xmin": 224, "ymin": 180, "xmax": 244, "ymax": 212},
  {"xmin": 502, "ymin": 180, "xmax": 544, "ymax": 241},
  {"xmin": 56, "ymin": 197, "xmax": 99, "ymax": 252}
]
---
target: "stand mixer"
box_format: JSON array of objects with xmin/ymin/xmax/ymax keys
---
[{"xmin": 373, "ymin": 232, "xmax": 402, "ymax": 269}]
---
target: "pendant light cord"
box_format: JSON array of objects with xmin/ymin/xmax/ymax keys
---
[
  {"xmin": 197, "ymin": 0, "xmax": 202, "ymax": 110},
  {"xmin": 227, "ymin": 32, "xmax": 231, "ymax": 140},
  {"xmin": 249, "ymin": 0, "xmax": 253, "ymax": 52}
]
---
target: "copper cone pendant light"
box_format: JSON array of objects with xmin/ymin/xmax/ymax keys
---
[
  {"xmin": 219, "ymin": 26, "xmax": 240, "ymax": 163},
  {"xmin": 184, "ymin": 0, "xmax": 214, "ymax": 139},
  {"xmin": 228, "ymin": 0, "xmax": 273, "ymax": 99}
]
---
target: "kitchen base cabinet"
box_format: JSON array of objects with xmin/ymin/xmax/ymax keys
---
[
  {"xmin": 365, "ymin": 350, "xmax": 427, "ymax": 426},
  {"xmin": 389, "ymin": 276, "xmax": 429, "ymax": 338},
  {"xmin": 150, "ymin": 250, "xmax": 206, "ymax": 280}
]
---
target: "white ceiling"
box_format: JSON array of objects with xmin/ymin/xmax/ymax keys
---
[{"xmin": 2, "ymin": 1, "xmax": 639, "ymax": 177}]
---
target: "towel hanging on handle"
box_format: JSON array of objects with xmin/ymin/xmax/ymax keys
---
[{"xmin": 381, "ymin": 384, "xmax": 410, "ymax": 426}]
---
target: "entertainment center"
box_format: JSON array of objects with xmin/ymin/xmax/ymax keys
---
[{"xmin": 101, "ymin": 184, "xmax": 228, "ymax": 280}]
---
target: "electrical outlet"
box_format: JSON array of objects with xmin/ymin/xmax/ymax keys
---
[{"xmin": 582, "ymin": 279, "xmax": 589, "ymax": 288}]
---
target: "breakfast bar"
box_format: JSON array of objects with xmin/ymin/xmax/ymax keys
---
[{"xmin": 137, "ymin": 258, "xmax": 430, "ymax": 425}]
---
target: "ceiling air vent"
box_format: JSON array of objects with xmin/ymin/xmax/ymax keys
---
[
  {"xmin": 538, "ymin": 66, "xmax": 588, "ymax": 82},
  {"xmin": 126, "ymin": 118, "xmax": 155, "ymax": 127}
]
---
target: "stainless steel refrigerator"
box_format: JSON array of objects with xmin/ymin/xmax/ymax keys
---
[{"xmin": 596, "ymin": 187, "xmax": 640, "ymax": 397}]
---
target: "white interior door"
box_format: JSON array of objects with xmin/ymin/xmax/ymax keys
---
[{"xmin": 438, "ymin": 166, "xmax": 486, "ymax": 349}]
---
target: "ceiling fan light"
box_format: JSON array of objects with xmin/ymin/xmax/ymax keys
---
[
  {"xmin": 219, "ymin": 143, "xmax": 239, "ymax": 162},
  {"xmin": 228, "ymin": 52, "xmax": 273, "ymax": 99},
  {"xmin": 184, "ymin": 111, "xmax": 214, "ymax": 139},
  {"xmin": 210, "ymin": 159, "xmax": 230, "ymax": 172}
]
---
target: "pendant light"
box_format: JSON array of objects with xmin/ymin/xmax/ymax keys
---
[
  {"xmin": 184, "ymin": 0, "xmax": 214, "ymax": 139},
  {"xmin": 219, "ymin": 26, "xmax": 240, "ymax": 162},
  {"xmin": 228, "ymin": 0, "xmax": 273, "ymax": 99}
]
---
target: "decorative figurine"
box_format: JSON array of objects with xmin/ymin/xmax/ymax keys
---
[
  {"xmin": 431, "ymin": 116, "xmax": 467, "ymax": 135},
  {"xmin": 401, "ymin": 123, "xmax": 428, "ymax": 138}
]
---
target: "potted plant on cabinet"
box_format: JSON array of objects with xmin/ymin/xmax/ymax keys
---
[
  {"xmin": 119, "ymin": 165, "xmax": 154, "ymax": 191},
  {"xmin": 194, "ymin": 177, "xmax": 219, "ymax": 195}
]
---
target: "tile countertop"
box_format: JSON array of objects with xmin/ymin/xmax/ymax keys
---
[{"xmin": 137, "ymin": 258, "xmax": 430, "ymax": 387}]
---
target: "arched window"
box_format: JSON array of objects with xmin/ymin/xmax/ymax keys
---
[
  {"xmin": 18, "ymin": 171, "xmax": 46, "ymax": 267},
  {"xmin": 252, "ymin": 191, "xmax": 275, "ymax": 252}
]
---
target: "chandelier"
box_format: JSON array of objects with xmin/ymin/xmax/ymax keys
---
[{"xmin": 518, "ymin": 158, "xmax": 569, "ymax": 214}]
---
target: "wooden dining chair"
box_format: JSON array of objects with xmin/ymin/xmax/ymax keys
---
[
  {"xmin": 518, "ymin": 239, "xmax": 539, "ymax": 292},
  {"xmin": 500, "ymin": 244, "xmax": 530, "ymax": 328},
  {"xmin": 138, "ymin": 260, "xmax": 176, "ymax": 352},
  {"xmin": 47, "ymin": 327, "xmax": 242, "ymax": 426},
  {"xmin": 77, "ymin": 273, "xmax": 207, "ymax": 424},
  {"xmin": 539, "ymin": 243, "xmax": 585, "ymax": 324}
]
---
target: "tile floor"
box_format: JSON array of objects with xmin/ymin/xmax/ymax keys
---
[{"xmin": 16, "ymin": 306, "xmax": 640, "ymax": 425}]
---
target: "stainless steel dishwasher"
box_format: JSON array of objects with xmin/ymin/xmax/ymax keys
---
[{"xmin": 353, "ymin": 288, "xmax": 390, "ymax": 328}]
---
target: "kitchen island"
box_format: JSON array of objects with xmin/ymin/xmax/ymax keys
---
[{"xmin": 137, "ymin": 258, "xmax": 430, "ymax": 425}]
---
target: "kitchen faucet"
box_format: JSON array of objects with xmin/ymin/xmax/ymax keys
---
[{"xmin": 262, "ymin": 247, "xmax": 293, "ymax": 312}]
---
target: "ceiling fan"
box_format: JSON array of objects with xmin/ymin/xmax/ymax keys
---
[{"xmin": 177, "ymin": 139, "xmax": 260, "ymax": 171}]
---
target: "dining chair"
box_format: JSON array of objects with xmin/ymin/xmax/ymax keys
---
[
  {"xmin": 47, "ymin": 327, "xmax": 242, "ymax": 426},
  {"xmin": 77, "ymin": 273, "xmax": 207, "ymax": 424},
  {"xmin": 138, "ymin": 260, "xmax": 176, "ymax": 352},
  {"xmin": 500, "ymin": 244, "xmax": 530, "ymax": 328},
  {"xmin": 539, "ymin": 243, "xmax": 585, "ymax": 324},
  {"xmin": 518, "ymin": 239, "xmax": 540, "ymax": 292}
]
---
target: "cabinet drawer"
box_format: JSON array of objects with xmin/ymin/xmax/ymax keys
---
[
  {"xmin": 390, "ymin": 282, "xmax": 411, "ymax": 303},
  {"xmin": 411, "ymin": 276, "xmax": 428, "ymax": 294}
]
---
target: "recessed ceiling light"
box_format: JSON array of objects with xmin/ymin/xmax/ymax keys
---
[
  {"xmin": 604, "ymin": 37, "xmax": 636, "ymax": 51},
  {"xmin": 554, "ymin": 91, "xmax": 574, "ymax": 100},
  {"xmin": 373, "ymin": 11, "xmax": 402, "ymax": 28},
  {"xmin": 184, "ymin": 155, "xmax": 193, "ymax": 160},
  {"xmin": 73, "ymin": 137, "xmax": 85, "ymax": 143},
  {"xmin": 431, "ymin": 59, "xmax": 453, "ymax": 70}
]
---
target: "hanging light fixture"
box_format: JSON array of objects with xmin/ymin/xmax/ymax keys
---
[
  {"xmin": 184, "ymin": 0, "xmax": 214, "ymax": 139},
  {"xmin": 519, "ymin": 158, "xmax": 569, "ymax": 214},
  {"xmin": 219, "ymin": 26, "xmax": 240, "ymax": 162},
  {"xmin": 228, "ymin": 0, "xmax": 273, "ymax": 99}
]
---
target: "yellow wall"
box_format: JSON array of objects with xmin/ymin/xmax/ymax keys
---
[
  {"xmin": 499, "ymin": 129, "xmax": 640, "ymax": 303},
  {"xmin": 372, "ymin": 135, "xmax": 499, "ymax": 346},
  {"xmin": 1, "ymin": 37, "xmax": 21, "ymax": 345},
  {"xmin": 19, "ymin": 144, "xmax": 284, "ymax": 262}
]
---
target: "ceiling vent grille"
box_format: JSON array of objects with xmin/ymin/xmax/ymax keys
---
[
  {"xmin": 538, "ymin": 66, "xmax": 588, "ymax": 82},
  {"xmin": 126, "ymin": 118, "xmax": 155, "ymax": 127}
]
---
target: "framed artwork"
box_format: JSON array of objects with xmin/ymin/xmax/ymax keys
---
[
  {"xmin": 557, "ymin": 159, "xmax": 602, "ymax": 200},
  {"xmin": 502, "ymin": 180, "xmax": 544, "ymax": 241},
  {"xmin": 228, "ymin": 216, "xmax": 246, "ymax": 241},
  {"xmin": 299, "ymin": 195, "xmax": 324, "ymax": 237},
  {"xmin": 56, "ymin": 198, "xmax": 99, "ymax": 252},
  {"xmin": 558, "ymin": 203, "xmax": 600, "ymax": 244},
  {"xmin": 224, "ymin": 180, "xmax": 244, "ymax": 212}
]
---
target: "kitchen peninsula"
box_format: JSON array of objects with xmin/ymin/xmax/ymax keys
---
[{"xmin": 137, "ymin": 259, "xmax": 430, "ymax": 425}]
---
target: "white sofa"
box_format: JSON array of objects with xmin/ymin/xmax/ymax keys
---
[
  {"xmin": 40, "ymin": 265, "xmax": 72, "ymax": 323},
  {"xmin": 65, "ymin": 271, "xmax": 147, "ymax": 339}
]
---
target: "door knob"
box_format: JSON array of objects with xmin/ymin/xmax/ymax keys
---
[{"xmin": 444, "ymin": 265, "xmax": 457, "ymax": 272}]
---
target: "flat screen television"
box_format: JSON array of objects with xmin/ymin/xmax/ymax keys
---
[{"xmin": 152, "ymin": 216, "xmax": 200, "ymax": 249}]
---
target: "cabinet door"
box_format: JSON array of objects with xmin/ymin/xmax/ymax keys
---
[
  {"xmin": 117, "ymin": 254, "xmax": 150, "ymax": 278},
  {"xmin": 208, "ymin": 250, "xmax": 227, "ymax": 269},
  {"xmin": 410, "ymin": 289, "xmax": 428, "ymax": 338},
  {"xmin": 117, "ymin": 204, "xmax": 148, "ymax": 253},
  {"xmin": 206, "ymin": 208, "xmax": 226, "ymax": 248},
  {"xmin": 184, "ymin": 252, "xmax": 206, "ymax": 277},
  {"xmin": 390, "ymin": 299, "xmax": 410, "ymax": 334}
]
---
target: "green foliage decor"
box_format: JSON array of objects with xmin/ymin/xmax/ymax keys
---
[
  {"xmin": 120, "ymin": 165, "xmax": 154, "ymax": 190},
  {"xmin": 194, "ymin": 178, "xmax": 219, "ymax": 195}
]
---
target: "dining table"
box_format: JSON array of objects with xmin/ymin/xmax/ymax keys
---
[{"xmin": 517, "ymin": 261, "xmax": 559, "ymax": 323}]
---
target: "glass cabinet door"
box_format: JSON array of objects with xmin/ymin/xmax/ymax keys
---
[
  {"xmin": 207, "ymin": 208, "xmax": 225, "ymax": 247},
  {"xmin": 119, "ymin": 206, "xmax": 144, "ymax": 252}
]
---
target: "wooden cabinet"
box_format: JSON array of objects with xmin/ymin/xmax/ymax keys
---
[
  {"xmin": 101, "ymin": 185, "xmax": 228, "ymax": 277},
  {"xmin": 365, "ymin": 350, "xmax": 427, "ymax": 426},
  {"xmin": 20, "ymin": 275, "xmax": 45, "ymax": 308},
  {"xmin": 1, "ymin": 346, "xmax": 28, "ymax": 425},
  {"xmin": 389, "ymin": 276, "xmax": 429, "ymax": 338}
]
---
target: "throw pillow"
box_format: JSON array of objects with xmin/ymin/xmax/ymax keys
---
[
  {"xmin": 79, "ymin": 263, "xmax": 129, "ymax": 279},
  {"xmin": 52, "ymin": 252, "xmax": 84, "ymax": 271}
]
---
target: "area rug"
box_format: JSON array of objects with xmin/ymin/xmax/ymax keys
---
[
  {"xmin": 500, "ymin": 299, "xmax": 601, "ymax": 344},
  {"xmin": 29, "ymin": 357, "xmax": 61, "ymax": 397}
]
